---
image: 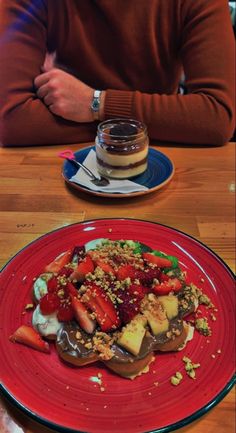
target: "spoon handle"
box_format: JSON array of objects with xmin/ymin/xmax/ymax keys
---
[{"xmin": 69, "ymin": 159, "xmax": 97, "ymax": 180}]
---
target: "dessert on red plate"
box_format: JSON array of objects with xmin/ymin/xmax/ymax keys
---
[{"xmin": 10, "ymin": 238, "xmax": 212, "ymax": 379}]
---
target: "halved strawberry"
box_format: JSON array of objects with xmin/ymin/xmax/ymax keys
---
[
  {"xmin": 116, "ymin": 264, "xmax": 137, "ymax": 281},
  {"xmin": 83, "ymin": 284, "xmax": 120, "ymax": 331},
  {"xmin": 128, "ymin": 283, "xmax": 148, "ymax": 300},
  {"xmin": 47, "ymin": 276, "xmax": 59, "ymax": 293},
  {"xmin": 70, "ymin": 296, "xmax": 96, "ymax": 334},
  {"xmin": 86, "ymin": 250, "xmax": 100, "ymax": 261},
  {"xmin": 142, "ymin": 252, "xmax": 172, "ymax": 268},
  {"xmin": 159, "ymin": 272, "xmax": 170, "ymax": 282},
  {"xmin": 95, "ymin": 259, "xmax": 115, "ymax": 275},
  {"xmin": 45, "ymin": 249, "xmax": 73, "ymax": 274},
  {"xmin": 9, "ymin": 325, "xmax": 50, "ymax": 353},
  {"xmin": 70, "ymin": 255, "xmax": 94, "ymax": 282},
  {"xmin": 152, "ymin": 277, "xmax": 182, "ymax": 295},
  {"xmin": 57, "ymin": 303, "xmax": 74, "ymax": 322},
  {"xmin": 65, "ymin": 281, "xmax": 78, "ymax": 297},
  {"xmin": 39, "ymin": 293, "xmax": 60, "ymax": 315}
]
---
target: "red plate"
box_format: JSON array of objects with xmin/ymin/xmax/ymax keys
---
[{"xmin": 0, "ymin": 219, "xmax": 235, "ymax": 433}]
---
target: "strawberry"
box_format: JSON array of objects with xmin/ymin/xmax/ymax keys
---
[
  {"xmin": 142, "ymin": 252, "xmax": 172, "ymax": 268},
  {"xmin": 65, "ymin": 281, "xmax": 78, "ymax": 297},
  {"xmin": 57, "ymin": 303, "xmax": 74, "ymax": 321},
  {"xmin": 70, "ymin": 255, "xmax": 94, "ymax": 282},
  {"xmin": 9, "ymin": 325, "xmax": 50, "ymax": 353},
  {"xmin": 135, "ymin": 268, "xmax": 161, "ymax": 286},
  {"xmin": 70, "ymin": 296, "xmax": 96, "ymax": 334},
  {"xmin": 83, "ymin": 284, "xmax": 120, "ymax": 331},
  {"xmin": 45, "ymin": 249, "xmax": 73, "ymax": 274},
  {"xmin": 152, "ymin": 277, "xmax": 182, "ymax": 295},
  {"xmin": 57, "ymin": 266, "xmax": 74, "ymax": 278},
  {"xmin": 159, "ymin": 272, "xmax": 170, "ymax": 282},
  {"xmin": 87, "ymin": 250, "xmax": 99, "ymax": 260},
  {"xmin": 47, "ymin": 276, "xmax": 59, "ymax": 293},
  {"xmin": 116, "ymin": 264, "xmax": 137, "ymax": 281},
  {"xmin": 117, "ymin": 290, "xmax": 140, "ymax": 324},
  {"xmin": 95, "ymin": 259, "xmax": 115, "ymax": 275},
  {"xmin": 39, "ymin": 293, "xmax": 60, "ymax": 315},
  {"xmin": 128, "ymin": 283, "xmax": 148, "ymax": 300}
]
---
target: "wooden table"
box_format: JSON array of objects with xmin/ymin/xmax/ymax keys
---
[{"xmin": 0, "ymin": 141, "xmax": 235, "ymax": 433}]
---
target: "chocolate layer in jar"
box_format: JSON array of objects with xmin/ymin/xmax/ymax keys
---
[{"xmin": 95, "ymin": 119, "xmax": 149, "ymax": 179}]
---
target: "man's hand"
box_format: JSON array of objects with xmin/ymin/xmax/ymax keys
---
[{"xmin": 34, "ymin": 68, "xmax": 95, "ymax": 123}]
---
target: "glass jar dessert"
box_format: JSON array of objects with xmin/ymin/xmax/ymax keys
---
[{"xmin": 95, "ymin": 118, "xmax": 149, "ymax": 179}]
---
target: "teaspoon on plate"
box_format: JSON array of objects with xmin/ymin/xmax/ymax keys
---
[{"xmin": 58, "ymin": 149, "xmax": 110, "ymax": 187}]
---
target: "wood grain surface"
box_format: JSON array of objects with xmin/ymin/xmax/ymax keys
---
[{"xmin": 0, "ymin": 141, "xmax": 235, "ymax": 433}]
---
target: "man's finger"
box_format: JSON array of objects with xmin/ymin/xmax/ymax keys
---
[
  {"xmin": 34, "ymin": 72, "xmax": 51, "ymax": 89},
  {"xmin": 44, "ymin": 93, "xmax": 54, "ymax": 106},
  {"xmin": 36, "ymin": 83, "xmax": 49, "ymax": 99},
  {"xmin": 43, "ymin": 51, "xmax": 56, "ymax": 72}
]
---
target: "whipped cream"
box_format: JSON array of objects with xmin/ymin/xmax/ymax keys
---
[
  {"xmin": 32, "ymin": 305, "xmax": 63, "ymax": 337},
  {"xmin": 33, "ymin": 273, "xmax": 53, "ymax": 301}
]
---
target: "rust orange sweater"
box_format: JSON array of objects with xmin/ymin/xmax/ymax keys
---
[{"xmin": 0, "ymin": 0, "xmax": 235, "ymax": 146}]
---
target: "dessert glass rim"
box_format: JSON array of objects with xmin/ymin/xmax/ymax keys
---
[{"xmin": 97, "ymin": 118, "xmax": 148, "ymax": 142}]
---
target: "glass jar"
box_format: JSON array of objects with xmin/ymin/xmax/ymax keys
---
[{"xmin": 95, "ymin": 118, "xmax": 149, "ymax": 179}]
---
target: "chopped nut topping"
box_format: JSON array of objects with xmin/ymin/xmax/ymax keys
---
[
  {"xmin": 195, "ymin": 317, "xmax": 212, "ymax": 336},
  {"xmin": 171, "ymin": 371, "xmax": 183, "ymax": 386}
]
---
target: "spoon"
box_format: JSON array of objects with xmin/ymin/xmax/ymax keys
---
[{"xmin": 58, "ymin": 150, "xmax": 110, "ymax": 187}]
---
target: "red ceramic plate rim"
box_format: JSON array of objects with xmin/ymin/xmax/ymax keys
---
[{"xmin": 0, "ymin": 219, "xmax": 235, "ymax": 433}]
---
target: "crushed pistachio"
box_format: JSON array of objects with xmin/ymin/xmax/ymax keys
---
[
  {"xmin": 195, "ymin": 317, "xmax": 212, "ymax": 336},
  {"xmin": 182, "ymin": 356, "xmax": 200, "ymax": 379},
  {"xmin": 171, "ymin": 371, "xmax": 183, "ymax": 386},
  {"xmin": 25, "ymin": 303, "xmax": 34, "ymax": 310},
  {"xmin": 198, "ymin": 293, "xmax": 212, "ymax": 306}
]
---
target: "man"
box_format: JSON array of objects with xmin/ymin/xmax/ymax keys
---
[{"xmin": 0, "ymin": 0, "xmax": 235, "ymax": 147}]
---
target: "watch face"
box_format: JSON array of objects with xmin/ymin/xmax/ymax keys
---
[{"xmin": 92, "ymin": 98, "xmax": 100, "ymax": 112}]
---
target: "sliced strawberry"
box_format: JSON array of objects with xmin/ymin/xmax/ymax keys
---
[
  {"xmin": 57, "ymin": 303, "xmax": 74, "ymax": 321},
  {"xmin": 57, "ymin": 266, "xmax": 74, "ymax": 278},
  {"xmin": 128, "ymin": 283, "xmax": 148, "ymax": 300},
  {"xmin": 84, "ymin": 284, "xmax": 120, "ymax": 331},
  {"xmin": 95, "ymin": 259, "xmax": 115, "ymax": 275},
  {"xmin": 70, "ymin": 255, "xmax": 94, "ymax": 282},
  {"xmin": 45, "ymin": 249, "xmax": 73, "ymax": 274},
  {"xmin": 152, "ymin": 277, "xmax": 182, "ymax": 295},
  {"xmin": 142, "ymin": 252, "xmax": 172, "ymax": 268},
  {"xmin": 39, "ymin": 293, "xmax": 60, "ymax": 315},
  {"xmin": 9, "ymin": 325, "xmax": 50, "ymax": 353},
  {"xmin": 47, "ymin": 276, "xmax": 59, "ymax": 293},
  {"xmin": 70, "ymin": 296, "xmax": 96, "ymax": 334},
  {"xmin": 159, "ymin": 272, "xmax": 170, "ymax": 282},
  {"xmin": 116, "ymin": 264, "xmax": 137, "ymax": 281},
  {"xmin": 135, "ymin": 268, "xmax": 161, "ymax": 286},
  {"xmin": 65, "ymin": 281, "xmax": 78, "ymax": 297}
]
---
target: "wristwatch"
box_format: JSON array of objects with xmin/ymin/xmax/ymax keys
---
[{"xmin": 90, "ymin": 90, "xmax": 102, "ymax": 120}]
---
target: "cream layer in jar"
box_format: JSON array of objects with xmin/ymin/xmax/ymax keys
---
[{"xmin": 95, "ymin": 119, "xmax": 149, "ymax": 179}]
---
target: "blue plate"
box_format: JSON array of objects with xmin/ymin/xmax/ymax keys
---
[{"xmin": 62, "ymin": 146, "xmax": 174, "ymax": 198}]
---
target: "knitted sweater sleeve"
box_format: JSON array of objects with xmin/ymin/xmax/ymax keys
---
[
  {"xmin": 0, "ymin": 0, "xmax": 96, "ymax": 146},
  {"xmin": 0, "ymin": 0, "xmax": 234, "ymax": 146},
  {"xmin": 105, "ymin": 0, "xmax": 235, "ymax": 145}
]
